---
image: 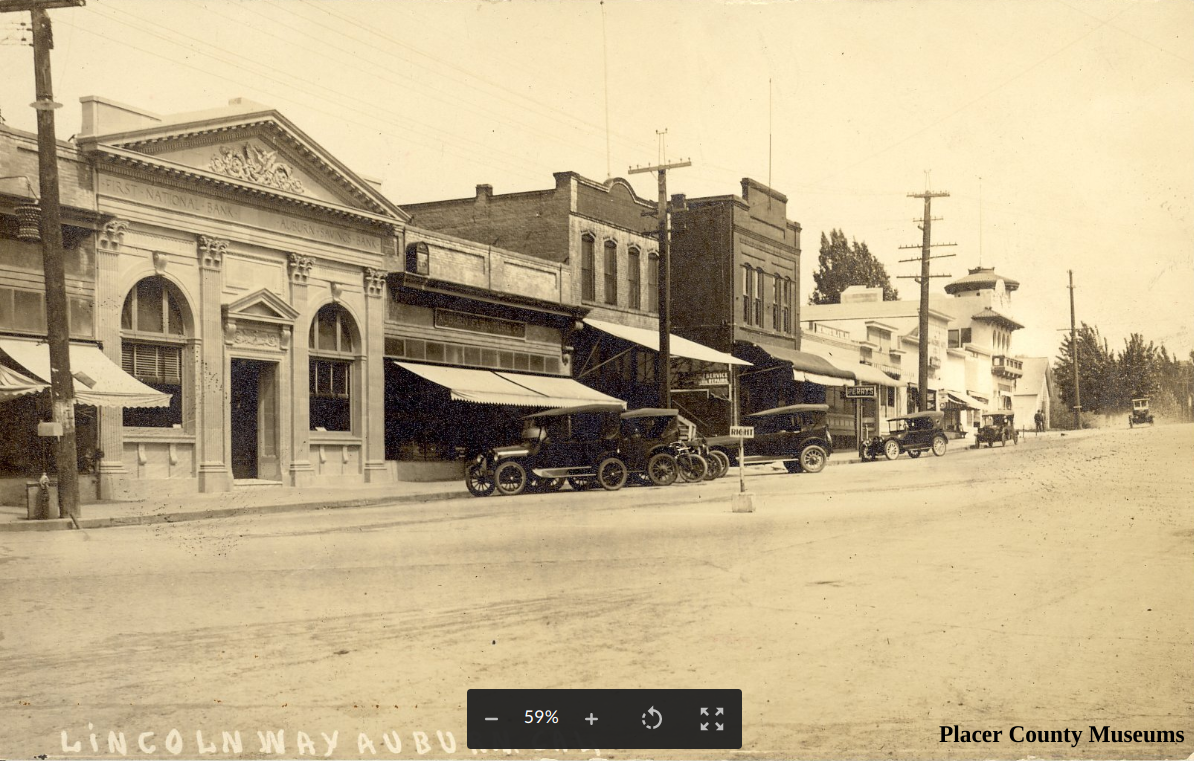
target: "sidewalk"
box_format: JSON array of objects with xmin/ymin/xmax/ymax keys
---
[{"xmin": 0, "ymin": 478, "xmax": 470, "ymax": 533}]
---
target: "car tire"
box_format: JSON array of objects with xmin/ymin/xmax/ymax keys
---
[
  {"xmin": 647, "ymin": 452, "xmax": 679, "ymax": 486},
  {"xmin": 597, "ymin": 457, "xmax": 628, "ymax": 491},
  {"xmin": 465, "ymin": 460, "xmax": 496, "ymax": 497},
  {"xmin": 907, "ymin": 449, "xmax": 921, "ymax": 459},
  {"xmin": 931, "ymin": 435, "xmax": 948, "ymax": 457},
  {"xmin": 494, "ymin": 460, "xmax": 527, "ymax": 496},
  {"xmin": 677, "ymin": 452, "xmax": 708, "ymax": 482},
  {"xmin": 799, "ymin": 445, "xmax": 828, "ymax": 474},
  {"xmin": 883, "ymin": 439, "xmax": 901, "ymax": 460}
]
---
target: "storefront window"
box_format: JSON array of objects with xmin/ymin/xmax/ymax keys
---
[
  {"xmin": 121, "ymin": 276, "xmax": 187, "ymax": 428},
  {"xmin": 309, "ymin": 303, "xmax": 356, "ymax": 432}
]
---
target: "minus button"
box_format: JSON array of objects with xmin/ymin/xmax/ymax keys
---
[{"xmin": 484, "ymin": 718, "xmax": 499, "ymax": 722}]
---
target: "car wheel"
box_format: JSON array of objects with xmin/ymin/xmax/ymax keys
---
[
  {"xmin": 799, "ymin": 445, "xmax": 828, "ymax": 474},
  {"xmin": 883, "ymin": 439, "xmax": 901, "ymax": 460},
  {"xmin": 1001, "ymin": 432, "xmax": 1007, "ymax": 447},
  {"xmin": 708, "ymin": 449, "xmax": 731, "ymax": 479},
  {"xmin": 783, "ymin": 460, "xmax": 802, "ymax": 474},
  {"xmin": 907, "ymin": 449, "xmax": 921, "ymax": 459},
  {"xmin": 931, "ymin": 435, "xmax": 948, "ymax": 457},
  {"xmin": 465, "ymin": 460, "xmax": 495, "ymax": 497},
  {"xmin": 647, "ymin": 452, "xmax": 678, "ymax": 486},
  {"xmin": 494, "ymin": 461, "xmax": 527, "ymax": 496},
  {"xmin": 597, "ymin": 457, "xmax": 628, "ymax": 491}
]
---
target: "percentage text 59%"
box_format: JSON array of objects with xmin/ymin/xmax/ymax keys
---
[{"xmin": 524, "ymin": 710, "xmax": 559, "ymax": 724}]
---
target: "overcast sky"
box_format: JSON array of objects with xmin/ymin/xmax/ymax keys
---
[{"xmin": 2, "ymin": 0, "xmax": 1190, "ymax": 361}]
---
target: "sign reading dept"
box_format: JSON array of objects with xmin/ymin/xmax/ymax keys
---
[{"xmin": 99, "ymin": 175, "xmax": 383, "ymax": 254}]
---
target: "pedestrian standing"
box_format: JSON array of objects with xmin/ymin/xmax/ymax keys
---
[{"xmin": 1034, "ymin": 410, "xmax": 1044, "ymax": 433}]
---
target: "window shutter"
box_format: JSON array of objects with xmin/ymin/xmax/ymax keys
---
[
  {"xmin": 161, "ymin": 346, "xmax": 181, "ymax": 384},
  {"xmin": 122, "ymin": 344, "xmax": 134, "ymax": 375}
]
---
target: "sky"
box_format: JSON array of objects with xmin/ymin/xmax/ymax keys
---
[{"xmin": 1, "ymin": 0, "xmax": 1191, "ymax": 361}]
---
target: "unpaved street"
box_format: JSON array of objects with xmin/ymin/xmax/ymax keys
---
[{"xmin": 1, "ymin": 424, "xmax": 1191, "ymax": 760}]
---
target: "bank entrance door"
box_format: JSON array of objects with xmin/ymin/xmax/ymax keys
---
[{"xmin": 230, "ymin": 359, "xmax": 280, "ymax": 481}]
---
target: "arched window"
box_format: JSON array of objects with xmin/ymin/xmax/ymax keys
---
[
  {"xmin": 647, "ymin": 252, "xmax": 659, "ymax": 312},
  {"xmin": 603, "ymin": 239, "xmax": 618, "ymax": 306},
  {"xmin": 627, "ymin": 247, "xmax": 641, "ymax": 310},
  {"xmin": 581, "ymin": 234, "xmax": 596, "ymax": 301},
  {"xmin": 121, "ymin": 276, "xmax": 187, "ymax": 428},
  {"xmin": 405, "ymin": 241, "xmax": 429, "ymax": 275},
  {"xmin": 309, "ymin": 303, "xmax": 357, "ymax": 432}
]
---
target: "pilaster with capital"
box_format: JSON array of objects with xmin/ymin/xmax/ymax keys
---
[
  {"xmin": 197, "ymin": 236, "xmax": 230, "ymax": 492},
  {"xmin": 95, "ymin": 220, "xmax": 129, "ymax": 496},
  {"xmin": 288, "ymin": 253, "xmax": 315, "ymax": 486},
  {"xmin": 363, "ymin": 271, "xmax": 388, "ymax": 482}
]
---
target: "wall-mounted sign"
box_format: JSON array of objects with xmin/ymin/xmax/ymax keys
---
[
  {"xmin": 674, "ymin": 370, "xmax": 729, "ymax": 388},
  {"xmin": 845, "ymin": 385, "xmax": 877, "ymax": 399},
  {"xmin": 435, "ymin": 308, "xmax": 526, "ymax": 340}
]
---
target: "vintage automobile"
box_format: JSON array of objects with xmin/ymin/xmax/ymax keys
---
[
  {"xmin": 862, "ymin": 410, "xmax": 948, "ymax": 460},
  {"xmin": 1129, "ymin": 397, "xmax": 1155, "ymax": 427},
  {"xmin": 465, "ymin": 404, "xmax": 708, "ymax": 497},
  {"xmin": 706, "ymin": 403, "xmax": 833, "ymax": 474},
  {"xmin": 975, "ymin": 411, "xmax": 1018, "ymax": 447}
]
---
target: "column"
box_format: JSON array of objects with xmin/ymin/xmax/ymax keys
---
[
  {"xmin": 196, "ymin": 235, "xmax": 230, "ymax": 493},
  {"xmin": 362, "ymin": 267, "xmax": 388, "ymax": 482},
  {"xmin": 95, "ymin": 220, "xmax": 129, "ymax": 498},
  {"xmin": 287, "ymin": 253, "xmax": 315, "ymax": 487}
]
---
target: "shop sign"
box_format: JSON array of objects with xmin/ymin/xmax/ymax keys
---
[
  {"xmin": 674, "ymin": 370, "xmax": 729, "ymax": 388},
  {"xmin": 435, "ymin": 308, "xmax": 526, "ymax": 339},
  {"xmin": 845, "ymin": 385, "xmax": 877, "ymax": 399},
  {"xmin": 729, "ymin": 426, "xmax": 755, "ymax": 438}
]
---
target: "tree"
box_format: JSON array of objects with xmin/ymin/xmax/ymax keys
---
[
  {"xmin": 809, "ymin": 228, "xmax": 899, "ymax": 304},
  {"xmin": 1054, "ymin": 323, "xmax": 1115, "ymax": 417}
]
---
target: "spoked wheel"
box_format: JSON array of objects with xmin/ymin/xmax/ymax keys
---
[
  {"xmin": 1000, "ymin": 432, "xmax": 1007, "ymax": 447},
  {"xmin": 883, "ymin": 439, "xmax": 901, "ymax": 460},
  {"xmin": 465, "ymin": 460, "xmax": 495, "ymax": 497},
  {"xmin": 708, "ymin": 450, "xmax": 730, "ymax": 479},
  {"xmin": 798, "ymin": 445, "xmax": 828, "ymax": 473},
  {"xmin": 646, "ymin": 452, "xmax": 678, "ymax": 486},
  {"xmin": 931, "ymin": 435, "xmax": 948, "ymax": 457},
  {"xmin": 494, "ymin": 460, "xmax": 527, "ymax": 497},
  {"xmin": 907, "ymin": 449, "xmax": 922, "ymax": 459},
  {"xmin": 597, "ymin": 457, "xmax": 628, "ymax": 491},
  {"xmin": 676, "ymin": 452, "xmax": 708, "ymax": 482}
]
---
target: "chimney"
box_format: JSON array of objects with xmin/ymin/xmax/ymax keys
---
[{"xmin": 476, "ymin": 184, "xmax": 493, "ymax": 203}]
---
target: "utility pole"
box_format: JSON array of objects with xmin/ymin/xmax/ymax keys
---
[
  {"xmin": 898, "ymin": 188, "xmax": 954, "ymax": 412},
  {"xmin": 1068, "ymin": 270, "xmax": 1081, "ymax": 430},
  {"xmin": 0, "ymin": 0, "xmax": 85, "ymax": 522},
  {"xmin": 629, "ymin": 131, "xmax": 689, "ymax": 409}
]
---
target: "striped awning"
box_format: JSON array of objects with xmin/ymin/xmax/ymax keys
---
[
  {"xmin": 0, "ymin": 363, "xmax": 47, "ymax": 403},
  {"xmin": 0, "ymin": 339, "xmax": 171, "ymax": 408}
]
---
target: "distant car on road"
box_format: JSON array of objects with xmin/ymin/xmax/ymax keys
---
[
  {"xmin": 862, "ymin": 410, "xmax": 948, "ymax": 461},
  {"xmin": 706, "ymin": 403, "xmax": 833, "ymax": 474},
  {"xmin": 1129, "ymin": 397, "xmax": 1155, "ymax": 427},
  {"xmin": 975, "ymin": 411, "xmax": 1018, "ymax": 447}
]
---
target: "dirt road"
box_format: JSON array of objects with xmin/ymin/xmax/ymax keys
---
[{"xmin": 1, "ymin": 424, "xmax": 1190, "ymax": 759}]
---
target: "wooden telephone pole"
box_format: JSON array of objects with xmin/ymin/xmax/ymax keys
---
[
  {"xmin": 629, "ymin": 131, "xmax": 689, "ymax": 409},
  {"xmin": 0, "ymin": 0, "xmax": 85, "ymax": 521},
  {"xmin": 1068, "ymin": 270, "xmax": 1081, "ymax": 430},
  {"xmin": 898, "ymin": 188, "xmax": 955, "ymax": 412}
]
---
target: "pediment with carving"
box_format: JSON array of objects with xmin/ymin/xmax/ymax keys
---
[{"xmin": 222, "ymin": 288, "xmax": 300, "ymax": 351}]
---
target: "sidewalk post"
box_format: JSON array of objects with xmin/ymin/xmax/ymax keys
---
[{"xmin": 730, "ymin": 425, "xmax": 754, "ymax": 513}]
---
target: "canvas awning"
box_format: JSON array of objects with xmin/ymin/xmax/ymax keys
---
[
  {"xmin": 0, "ymin": 363, "xmax": 47, "ymax": 403},
  {"xmin": 395, "ymin": 361, "xmax": 625, "ymax": 408},
  {"xmin": 584, "ymin": 318, "xmax": 750, "ymax": 366},
  {"xmin": 942, "ymin": 389, "xmax": 986, "ymax": 409},
  {"xmin": 0, "ymin": 339, "xmax": 171, "ymax": 408},
  {"xmin": 743, "ymin": 343, "xmax": 855, "ymax": 385},
  {"xmin": 851, "ymin": 362, "xmax": 901, "ymax": 388}
]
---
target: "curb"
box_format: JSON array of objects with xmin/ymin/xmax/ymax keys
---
[{"xmin": 0, "ymin": 489, "xmax": 468, "ymax": 533}]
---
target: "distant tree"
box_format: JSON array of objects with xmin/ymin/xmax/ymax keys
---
[
  {"xmin": 1054, "ymin": 323, "xmax": 1116, "ymax": 416},
  {"xmin": 809, "ymin": 229, "xmax": 899, "ymax": 304},
  {"xmin": 1109, "ymin": 333, "xmax": 1159, "ymax": 408}
]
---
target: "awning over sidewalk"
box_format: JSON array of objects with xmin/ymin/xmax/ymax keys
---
[
  {"xmin": 395, "ymin": 361, "xmax": 625, "ymax": 408},
  {"xmin": 584, "ymin": 318, "xmax": 750, "ymax": 366},
  {"xmin": 942, "ymin": 389, "xmax": 986, "ymax": 409},
  {"xmin": 0, "ymin": 363, "xmax": 48, "ymax": 403},
  {"xmin": 0, "ymin": 339, "xmax": 171, "ymax": 408},
  {"xmin": 742, "ymin": 342, "xmax": 855, "ymax": 385},
  {"xmin": 850, "ymin": 362, "xmax": 901, "ymax": 388}
]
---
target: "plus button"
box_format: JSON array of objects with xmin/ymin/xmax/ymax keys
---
[{"xmin": 585, "ymin": 714, "xmax": 599, "ymax": 726}]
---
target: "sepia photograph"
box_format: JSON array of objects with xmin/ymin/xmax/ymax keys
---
[{"xmin": 0, "ymin": 0, "xmax": 1191, "ymax": 759}]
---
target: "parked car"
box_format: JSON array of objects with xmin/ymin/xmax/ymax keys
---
[
  {"xmin": 706, "ymin": 403, "xmax": 833, "ymax": 474},
  {"xmin": 464, "ymin": 402, "xmax": 627, "ymax": 497},
  {"xmin": 1129, "ymin": 397, "xmax": 1154, "ymax": 427},
  {"xmin": 975, "ymin": 411, "xmax": 1018, "ymax": 447},
  {"xmin": 864, "ymin": 410, "xmax": 948, "ymax": 460}
]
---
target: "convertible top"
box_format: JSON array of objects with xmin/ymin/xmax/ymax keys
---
[
  {"xmin": 523, "ymin": 402, "xmax": 625, "ymax": 419},
  {"xmin": 745, "ymin": 403, "xmax": 830, "ymax": 417},
  {"xmin": 620, "ymin": 407, "xmax": 680, "ymax": 419},
  {"xmin": 887, "ymin": 410, "xmax": 945, "ymax": 422}
]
